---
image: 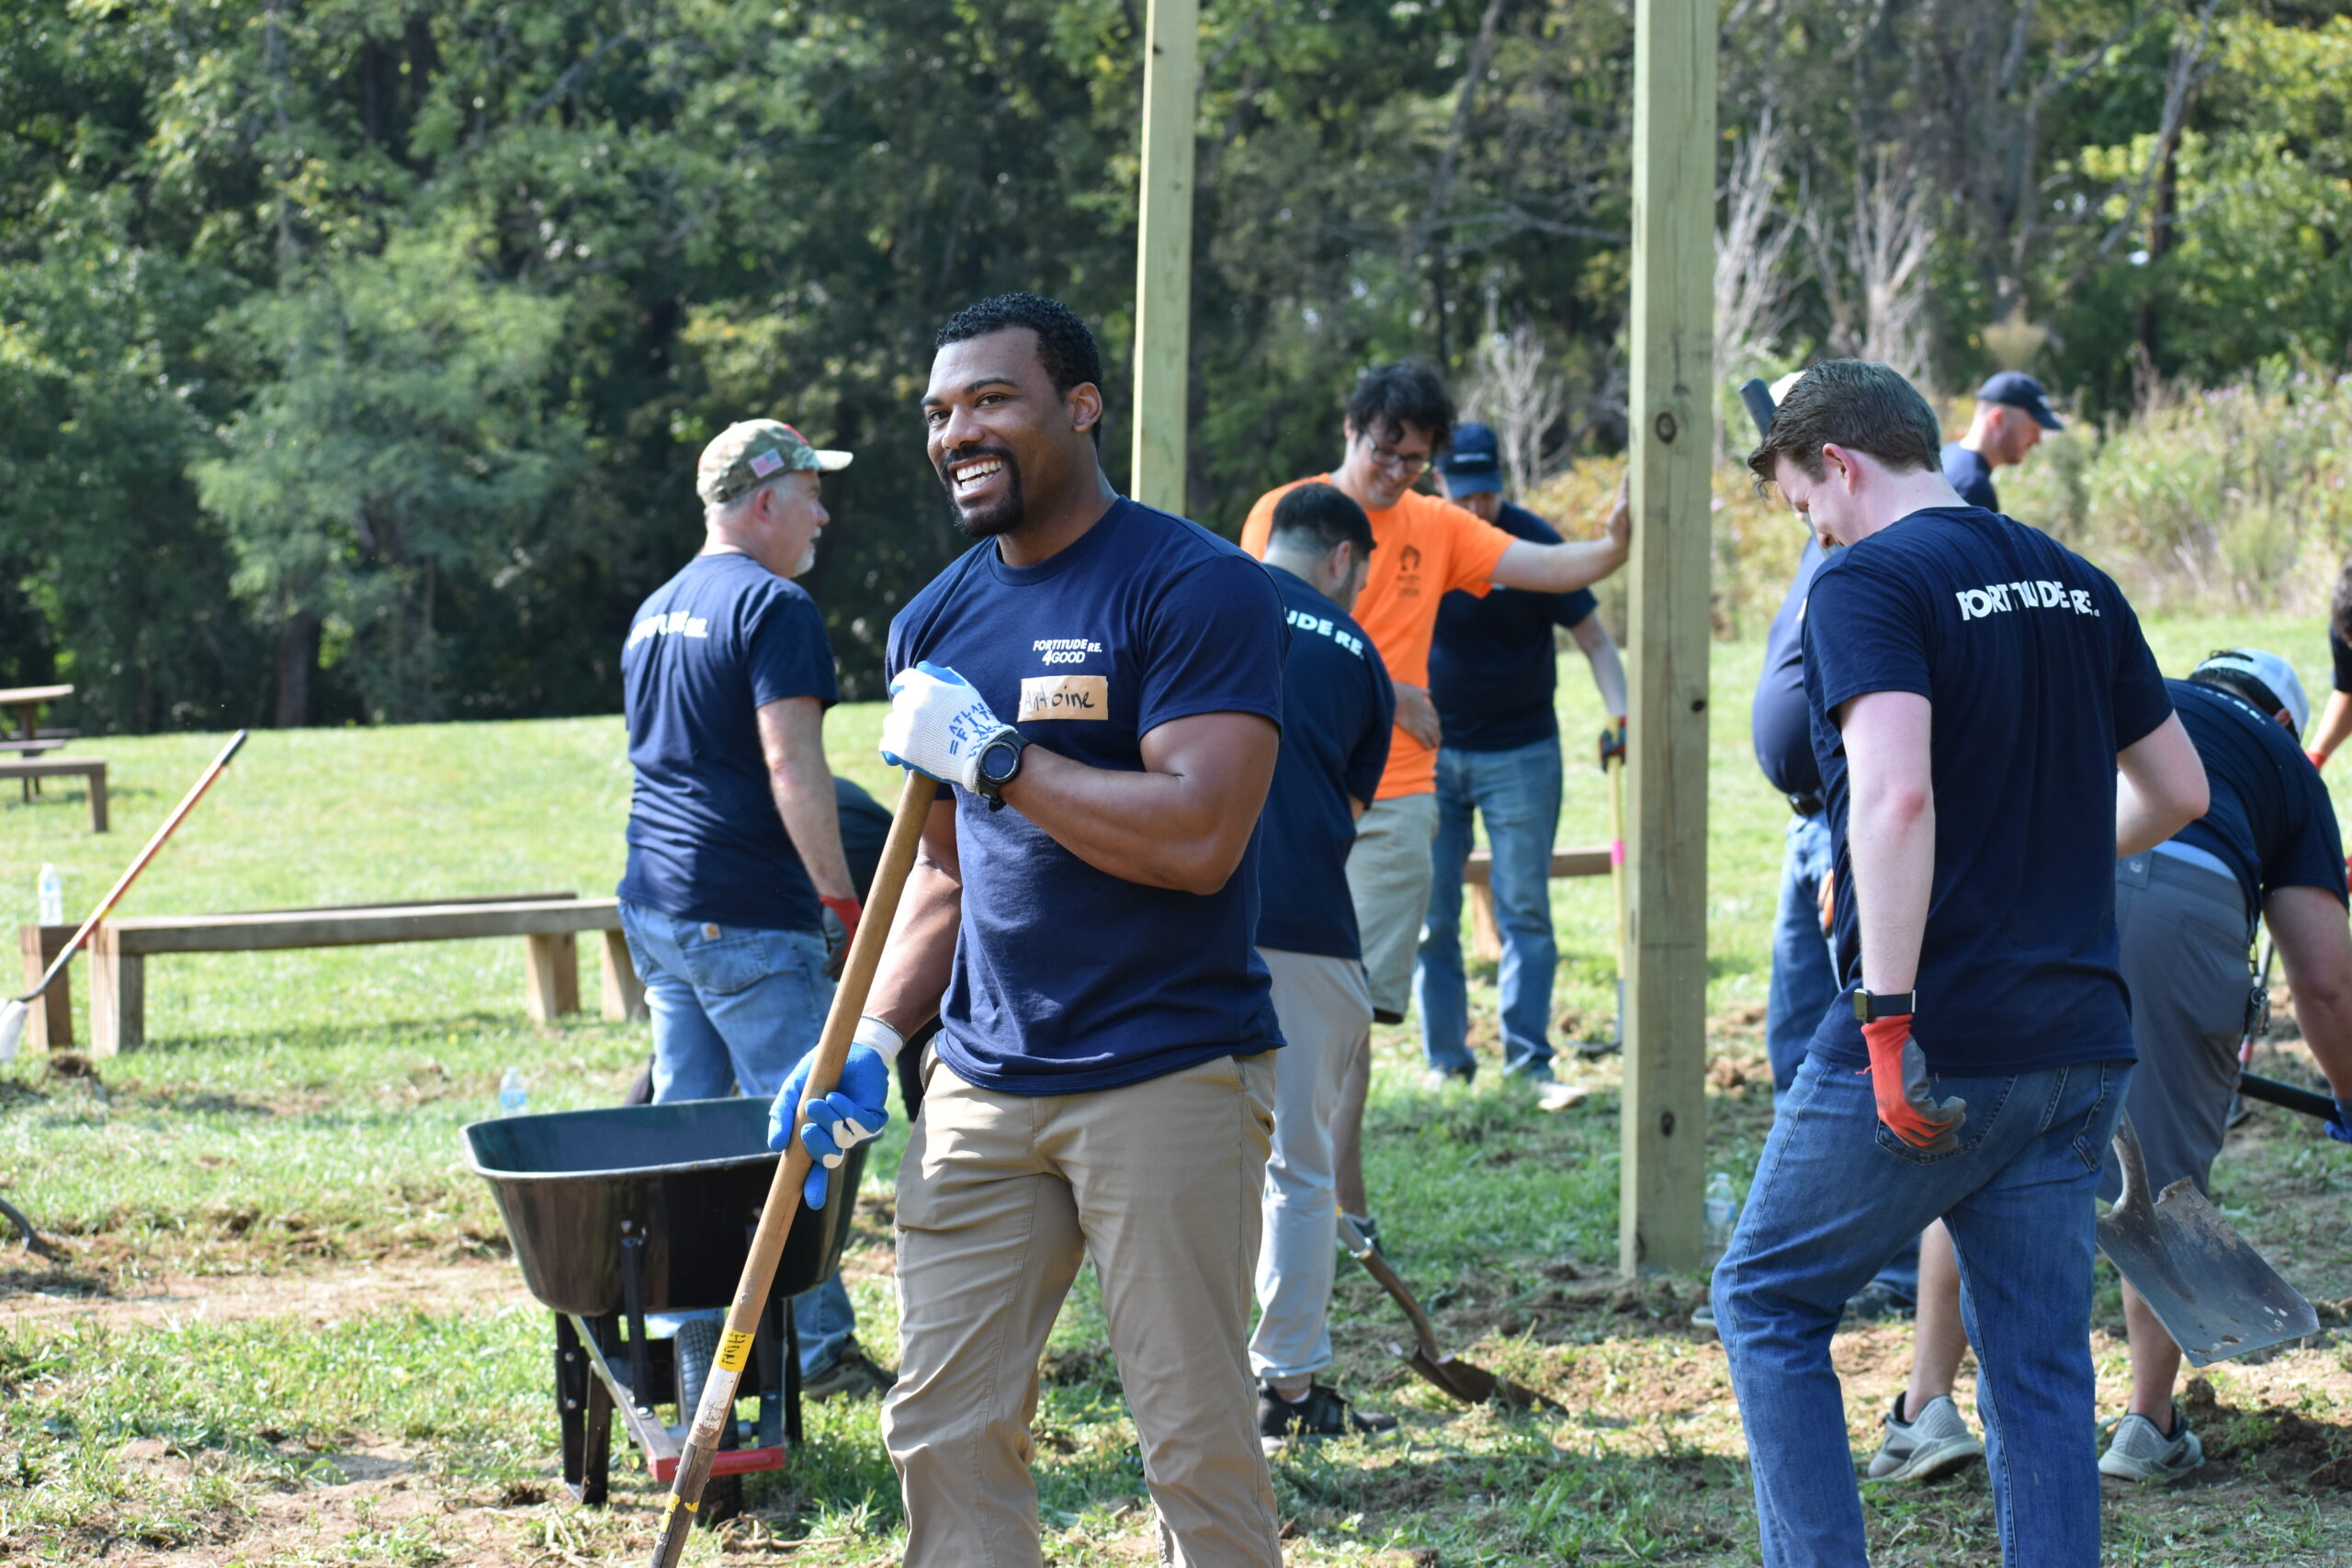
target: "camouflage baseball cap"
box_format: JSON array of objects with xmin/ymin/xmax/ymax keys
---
[{"xmin": 696, "ymin": 419, "xmax": 852, "ymax": 504}]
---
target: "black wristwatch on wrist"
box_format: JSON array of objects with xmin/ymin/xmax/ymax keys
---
[
  {"xmin": 973, "ymin": 729, "xmax": 1030, "ymax": 812},
  {"xmin": 1852, "ymin": 987, "xmax": 1917, "ymax": 1022}
]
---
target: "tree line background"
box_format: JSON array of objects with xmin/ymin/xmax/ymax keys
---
[{"xmin": 4, "ymin": 0, "xmax": 2349, "ymax": 730}]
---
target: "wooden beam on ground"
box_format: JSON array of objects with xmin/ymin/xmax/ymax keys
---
[
  {"xmin": 1128, "ymin": 0, "xmax": 1197, "ymax": 513},
  {"xmin": 1621, "ymin": 0, "xmax": 1714, "ymax": 1277}
]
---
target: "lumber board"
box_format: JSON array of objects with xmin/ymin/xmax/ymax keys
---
[
  {"xmin": 1621, "ymin": 0, "xmax": 1714, "ymax": 1276},
  {"xmin": 1128, "ymin": 0, "xmax": 1198, "ymax": 512},
  {"xmin": 103, "ymin": 898, "xmax": 623, "ymax": 956}
]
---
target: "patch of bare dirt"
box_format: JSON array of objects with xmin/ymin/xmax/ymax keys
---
[{"xmin": 0, "ymin": 1255, "xmax": 530, "ymax": 1331}]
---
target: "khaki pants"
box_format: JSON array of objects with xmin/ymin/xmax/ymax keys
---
[
  {"xmin": 1347, "ymin": 792, "xmax": 1440, "ymax": 1022},
  {"xmin": 884, "ymin": 1051, "xmax": 1283, "ymax": 1568}
]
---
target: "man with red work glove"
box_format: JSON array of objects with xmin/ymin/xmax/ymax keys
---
[
  {"xmin": 1710, "ymin": 361, "xmax": 2208, "ymax": 1568},
  {"xmin": 616, "ymin": 416, "xmax": 889, "ymax": 1399}
]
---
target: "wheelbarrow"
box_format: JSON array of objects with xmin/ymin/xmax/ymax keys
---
[{"xmin": 464, "ymin": 1097, "xmax": 867, "ymax": 1522}]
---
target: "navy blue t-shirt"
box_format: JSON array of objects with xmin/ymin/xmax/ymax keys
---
[
  {"xmin": 1257, "ymin": 567, "xmax": 1395, "ymax": 959},
  {"xmin": 887, "ymin": 498, "xmax": 1287, "ymax": 1096},
  {"xmin": 1428, "ymin": 502, "xmax": 1597, "ymax": 753},
  {"xmin": 1940, "ymin": 443, "xmax": 1997, "ymax": 512},
  {"xmin": 619, "ymin": 552, "xmax": 839, "ymax": 931},
  {"xmin": 2331, "ymin": 626, "xmax": 2352, "ymax": 694},
  {"xmin": 1751, "ymin": 536, "xmax": 1826, "ymax": 798},
  {"xmin": 1803, "ymin": 506, "xmax": 2173, "ymax": 1075},
  {"xmin": 2167, "ymin": 679, "xmax": 2346, "ymax": 919}
]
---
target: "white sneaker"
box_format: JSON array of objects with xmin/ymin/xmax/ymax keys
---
[
  {"xmin": 2099, "ymin": 1410, "xmax": 2204, "ymax": 1483},
  {"xmin": 1865, "ymin": 1392, "xmax": 1984, "ymax": 1482}
]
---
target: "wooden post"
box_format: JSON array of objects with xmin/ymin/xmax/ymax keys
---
[
  {"xmin": 1621, "ymin": 0, "xmax": 1714, "ymax": 1276},
  {"xmin": 1128, "ymin": 0, "xmax": 1198, "ymax": 513},
  {"xmin": 88, "ymin": 928, "xmax": 142, "ymax": 1056},
  {"xmin": 18, "ymin": 925, "xmax": 72, "ymax": 1050},
  {"xmin": 600, "ymin": 929, "xmax": 647, "ymax": 1022},
  {"xmin": 523, "ymin": 932, "xmax": 581, "ymax": 1022}
]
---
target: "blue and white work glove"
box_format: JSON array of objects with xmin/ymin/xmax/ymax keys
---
[
  {"xmin": 767, "ymin": 1018, "xmax": 900, "ymax": 1210},
  {"xmin": 2326, "ymin": 1097, "xmax": 2352, "ymax": 1147},
  {"xmin": 879, "ymin": 661, "xmax": 1017, "ymax": 793}
]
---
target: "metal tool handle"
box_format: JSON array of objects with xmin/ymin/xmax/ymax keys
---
[
  {"xmin": 647, "ymin": 769, "xmax": 934, "ymax": 1563},
  {"xmin": 2236, "ymin": 1070, "xmax": 2340, "ymax": 1122},
  {"xmin": 2107, "ymin": 1111, "xmax": 2152, "ymax": 1219},
  {"xmin": 17, "ymin": 729, "xmax": 248, "ymax": 1003},
  {"xmin": 1335, "ymin": 1216, "xmax": 1448, "ymax": 1364}
]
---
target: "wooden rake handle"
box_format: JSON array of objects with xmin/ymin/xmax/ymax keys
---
[{"xmin": 647, "ymin": 769, "xmax": 935, "ymax": 1563}]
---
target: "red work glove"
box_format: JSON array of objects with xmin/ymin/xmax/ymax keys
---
[
  {"xmin": 1598, "ymin": 717, "xmax": 1627, "ymax": 770},
  {"xmin": 820, "ymin": 895, "xmax": 862, "ymax": 979},
  {"xmin": 2308, "ymin": 750, "xmax": 2328, "ymax": 771},
  {"xmin": 1860, "ymin": 1014, "xmax": 1966, "ymax": 1154}
]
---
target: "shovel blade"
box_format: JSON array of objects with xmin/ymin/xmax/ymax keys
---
[{"xmin": 2097, "ymin": 1176, "xmax": 2318, "ymax": 1367}]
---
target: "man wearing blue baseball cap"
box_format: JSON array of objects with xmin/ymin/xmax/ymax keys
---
[
  {"xmin": 1418, "ymin": 423, "xmax": 1625, "ymax": 1089},
  {"xmin": 1941, "ymin": 371, "xmax": 2063, "ymax": 513}
]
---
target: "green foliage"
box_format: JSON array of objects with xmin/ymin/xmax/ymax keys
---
[{"xmin": 5, "ymin": 0, "xmax": 2352, "ymax": 727}]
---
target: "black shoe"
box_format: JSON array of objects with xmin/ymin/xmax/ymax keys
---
[
  {"xmin": 802, "ymin": 1339, "xmax": 897, "ymax": 1401},
  {"xmin": 1258, "ymin": 1383, "xmax": 1399, "ymax": 1450},
  {"xmin": 1840, "ymin": 1281, "xmax": 1917, "ymax": 1325}
]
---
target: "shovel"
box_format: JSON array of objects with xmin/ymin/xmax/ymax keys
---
[
  {"xmin": 2095, "ymin": 1112, "xmax": 2318, "ymax": 1368},
  {"xmin": 1336, "ymin": 1215, "xmax": 1560, "ymax": 1412}
]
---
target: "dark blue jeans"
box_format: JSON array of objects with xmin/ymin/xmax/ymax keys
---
[
  {"xmin": 1714, "ymin": 1052, "xmax": 2130, "ymax": 1568},
  {"xmin": 1762, "ymin": 811, "xmax": 1917, "ymax": 1305},
  {"xmin": 1417, "ymin": 738, "xmax": 1564, "ymax": 1080}
]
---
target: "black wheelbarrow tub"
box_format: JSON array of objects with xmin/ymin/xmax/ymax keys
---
[{"xmin": 462, "ymin": 1097, "xmax": 867, "ymax": 1318}]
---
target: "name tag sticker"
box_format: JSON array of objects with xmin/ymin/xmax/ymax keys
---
[{"xmin": 1019, "ymin": 674, "xmax": 1110, "ymax": 721}]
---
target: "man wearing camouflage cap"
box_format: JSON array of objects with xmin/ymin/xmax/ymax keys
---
[{"xmin": 616, "ymin": 418, "xmax": 888, "ymax": 1396}]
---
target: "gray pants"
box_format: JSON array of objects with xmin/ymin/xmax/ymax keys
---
[
  {"xmin": 1250, "ymin": 947, "xmax": 1373, "ymax": 1382},
  {"xmin": 2098, "ymin": 851, "xmax": 2252, "ymax": 1202}
]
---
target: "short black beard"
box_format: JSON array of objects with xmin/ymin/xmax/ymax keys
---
[{"xmin": 937, "ymin": 446, "xmax": 1025, "ymax": 539}]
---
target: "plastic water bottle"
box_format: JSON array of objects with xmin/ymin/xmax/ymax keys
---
[
  {"xmin": 1703, "ymin": 1171, "xmax": 1739, "ymax": 1267},
  {"xmin": 37, "ymin": 864, "xmax": 62, "ymax": 928},
  {"xmin": 499, "ymin": 1067, "xmax": 529, "ymax": 1117}
]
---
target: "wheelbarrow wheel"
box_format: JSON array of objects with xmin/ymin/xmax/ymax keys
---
[{"xmin": 673, "ymin": 1318, "xmax": 742, "ymax": 1527}]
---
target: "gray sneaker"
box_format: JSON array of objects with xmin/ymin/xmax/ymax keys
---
[
  {"xmin": 2099, "ymin": 1410, "xmax": 2203, "ymax": 1483},
  {"xmin": 1866, "ymin": 1392, "xmax": 1984, "ymax": 1481}
]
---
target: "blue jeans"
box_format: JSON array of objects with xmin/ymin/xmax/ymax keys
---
[
  {"xmin": 1416, "ymin": 739, "xmax": 1564, "ymax": 1081},
  {"xmin": 618, "ymin": 900, "xmax": 856, "ymax": 1376},
  {"xmin": 1713, "ymin": 1052, "xmax": 2131, "ymax": 1568},
  {"xmin": 1763, "ymin": 813, "xmax": 1917, "ymax": 1304}
]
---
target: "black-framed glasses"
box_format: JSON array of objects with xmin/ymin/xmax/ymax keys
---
[{"xmin": 1363, "ymin": 436, "xmax": 1430, "ymax": 477}]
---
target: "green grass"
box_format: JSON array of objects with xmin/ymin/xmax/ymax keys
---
[{"xmin": 0, "ymin": 615, "xmax": 2346, "ymax": 1562}]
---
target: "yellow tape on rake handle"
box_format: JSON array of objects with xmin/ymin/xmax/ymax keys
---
[{"xmin": 646, "ymin": 768, "xmax": 934, "ymax": 1568}]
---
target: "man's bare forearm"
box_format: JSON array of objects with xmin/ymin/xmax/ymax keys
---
[
  {"xmin": 770, "ymin": 753, "xmax": 856, "ymax": 902},
  {"xmin": 866, "ymin": 801, "xmax": 963, "ymax": 1037},
  {"xmin": 1840, "ymin": 692, "xmax": 1936, "ymax": 997},
  {"xmin": 1000, "ymin": 711, "xmax": 1278, "ymax": 896}
]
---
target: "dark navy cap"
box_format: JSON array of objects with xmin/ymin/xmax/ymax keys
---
[
  {"xmin": 1436, "ymin": 421, "xmax": 1503, "ymax": 496},
  {"xmin": 1973, "ymin": 371, "xmax": 2064, "ymax": 431}
]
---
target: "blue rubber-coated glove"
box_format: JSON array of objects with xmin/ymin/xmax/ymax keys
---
[
  {"xmin": 879, "ymin": 661, "xmax": 1016, "ymax": 792},
  {"xmin": 767, "ymin": 1019, "xmax": 901, "ymax": 1210},
  {"xmin": 2327, "ymin": 1097, "xmax": 2352, "ymax": 1146}
]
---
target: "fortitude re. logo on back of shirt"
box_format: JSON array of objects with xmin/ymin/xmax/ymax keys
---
[{"xmin": 1952, "ymin": 578, "xmax": 2101, "ymax": 623}]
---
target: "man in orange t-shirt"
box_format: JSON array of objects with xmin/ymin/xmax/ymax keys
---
[{"xmin": 1240, "ymin": 361, "xmax": 1628, "ymax": 1238}]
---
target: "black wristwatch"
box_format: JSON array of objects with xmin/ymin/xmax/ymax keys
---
[
  {"xmin": 1852, "ymin": 987, "xmax": 1917, "ymax": 1022},
  {"xmin": 973, "ymin": 729, "xmax": 1029, "ymax": 812}
]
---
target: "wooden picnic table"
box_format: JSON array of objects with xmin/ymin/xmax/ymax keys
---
[
  {"xmin": 0, "ymin": 684, "xmax": 74, "ymax": 802},
  {"xmin": 0, "ymin": 684, "xmax": 72, "ymax": 744}
]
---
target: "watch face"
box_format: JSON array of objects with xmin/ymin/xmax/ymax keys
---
[{"xmin": 980, "ymin": 739, "xmax": 1020, "ymax": 784}]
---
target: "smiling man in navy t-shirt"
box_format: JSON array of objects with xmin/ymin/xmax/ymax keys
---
[
  {"xmin": 1250, "ymin": 482, "xmax": 1397, "ymax": 1449},
  {"xmin": 1711, "ymin": 360, "xmax": 2209, "ymax": 1568},
  {"xmin": 767, "ymin": 294, "xmax": 1289, "ymax": 1566}
]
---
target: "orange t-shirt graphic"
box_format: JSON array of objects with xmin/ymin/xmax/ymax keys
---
[{"xmin": 1240, "ymin": 478, "xmax": 1517, "ymax": 799}]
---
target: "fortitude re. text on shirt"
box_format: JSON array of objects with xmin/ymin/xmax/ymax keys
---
[{"xmin": 1804, "ymin": 505, "xmax": 2173, "ymax": 1077}]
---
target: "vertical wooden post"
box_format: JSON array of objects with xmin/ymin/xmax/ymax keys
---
[
  {"xmin": 1621, "ymin": 0, "xmax": 1714, "ymax": 1276},
  {"xmin": 1128, "ymin": 0, "xmax": 1198, "ymax": 513}
]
